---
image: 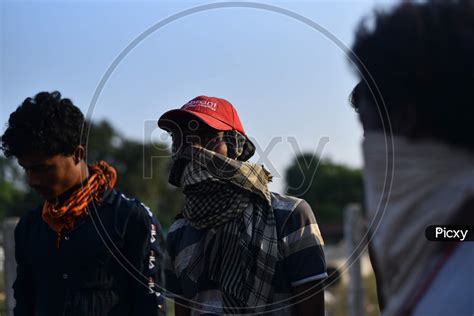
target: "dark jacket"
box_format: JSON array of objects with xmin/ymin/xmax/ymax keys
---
[{"xmin": 13, "ymin": 188, "xmax": 166, "ymax": 316}]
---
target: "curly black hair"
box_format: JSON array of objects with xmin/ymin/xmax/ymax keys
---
[
  {"xmin": 350, "ymin": 0, "xmax": 474, "ymax": 150},
  {"xmin": 1, "ymin": 91, "xmax": 87, "ymax": 158}
]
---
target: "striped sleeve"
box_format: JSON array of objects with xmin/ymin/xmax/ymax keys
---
[
  {"xmin": 280, "ymin": 200, "xmax": 327, "ymax": 287},
  {"xmin": 148, "ymin": 210, "xmax": 167, "ymax": 308},
  {"xmin": 123, "ymin": 201, "xmax": 166, "ymax": 315}
]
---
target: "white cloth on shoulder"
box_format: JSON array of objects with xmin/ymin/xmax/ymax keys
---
[{"xmin": 362, "ymin": 132, "xmax": 474, "ymax": 316}]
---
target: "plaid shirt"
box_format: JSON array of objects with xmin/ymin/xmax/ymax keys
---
[{"xmin": 165, "ymin": 192, "xmax": 327, "ymax": 315}]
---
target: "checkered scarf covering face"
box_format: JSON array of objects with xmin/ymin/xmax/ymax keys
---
[
  {"xmin": 223, "ymin": 130, "xmax": 255, "ymax": 161},
  {"xmin": 173, "ymin": 145, "xmax": 278, "ymax": 313}
]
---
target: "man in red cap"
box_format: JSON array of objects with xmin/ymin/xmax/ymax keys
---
[{"xmin": 159, "ymin": 96, "xmax": 327, "ymax": 315}]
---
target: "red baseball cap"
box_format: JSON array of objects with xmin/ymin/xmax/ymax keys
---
[{"xmin": 158, "ymin": 96, "xmax": 247, "ymax": 135}]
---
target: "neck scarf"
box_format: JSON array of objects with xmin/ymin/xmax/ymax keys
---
[
  {"xmin": 42, "ymin": 160, "xmax": 117, "ymax": 248},
  {"xmin": 362, "ymin": 132, "xmax": 474, "ymax": 316},
  {"xmin": 172, "ymin": 145, "xmax": 278, "ymax": 313}
]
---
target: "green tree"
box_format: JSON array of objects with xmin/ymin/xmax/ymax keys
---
[
  {"xmin": 0, "ymin": 156, "xmax": 42, "ymax": 219},
  {"xmin": 285, "ymin": 154, "xmax": 364, "ymax": 224}
]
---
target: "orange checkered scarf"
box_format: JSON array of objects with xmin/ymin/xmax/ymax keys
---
[{"xmin": 42, "ymin": 160, "xmax": 117, "ymax": 248}]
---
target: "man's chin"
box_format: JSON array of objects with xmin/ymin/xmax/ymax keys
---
[{"xmin": 36, "ymin": 190, "xmax": 56, "ymax": 202}]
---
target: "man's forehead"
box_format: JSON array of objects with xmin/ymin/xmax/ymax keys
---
[
  {"xmin": 170, "ymin": 120, "xmax": 220, "ymax": 134},
  {"xmin": 17, "ymin": 154, "xmax": 62, "ymax": 167}
]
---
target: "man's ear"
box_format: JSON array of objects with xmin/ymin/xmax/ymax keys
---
[{"xmin": 72, "ymin": 146, "xmax": 86, "ymax": 164}]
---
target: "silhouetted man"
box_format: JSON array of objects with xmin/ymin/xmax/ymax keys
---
[{"xmin": 350, "ymin": 2, "xmax": 474, "ymax": 315}]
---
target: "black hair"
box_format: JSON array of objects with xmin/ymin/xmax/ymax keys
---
[
  {"xmin": 350, "ymin": 0, "xmax": 474, "ymax": 150},
  {"xmin": 1, "ymin": 91, "xmax": 87, "ymax": 158}
]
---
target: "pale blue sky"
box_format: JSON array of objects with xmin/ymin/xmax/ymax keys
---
[{"xmin": 1, "ymin": 0, "xmax": 394, "ymax": 192}]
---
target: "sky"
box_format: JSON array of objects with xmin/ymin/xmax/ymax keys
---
[{"xmin": 1, "ymin": 0, "xmax": 394, "ymax": 192}]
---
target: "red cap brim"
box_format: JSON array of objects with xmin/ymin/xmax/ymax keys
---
[{"xmin": 158, "ymin": 109, "xmax": 234, "ymax": 132}]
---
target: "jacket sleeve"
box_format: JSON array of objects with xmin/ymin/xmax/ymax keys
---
[
  {"xmin": 123, "ymin": 202, "xmax": 166, "ymax": 315},
  {"xmin": 13, "ymin": 217, "xmax": 35, "ymax": 316}
]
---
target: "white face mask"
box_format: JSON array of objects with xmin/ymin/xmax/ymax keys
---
[
  {"xmin": 361, "ymin": 131, "xmax": 474, "ymax": 316},
  {"xmin": 362, "ymin": 132, "xmax": 474, "ymax": 219}
]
